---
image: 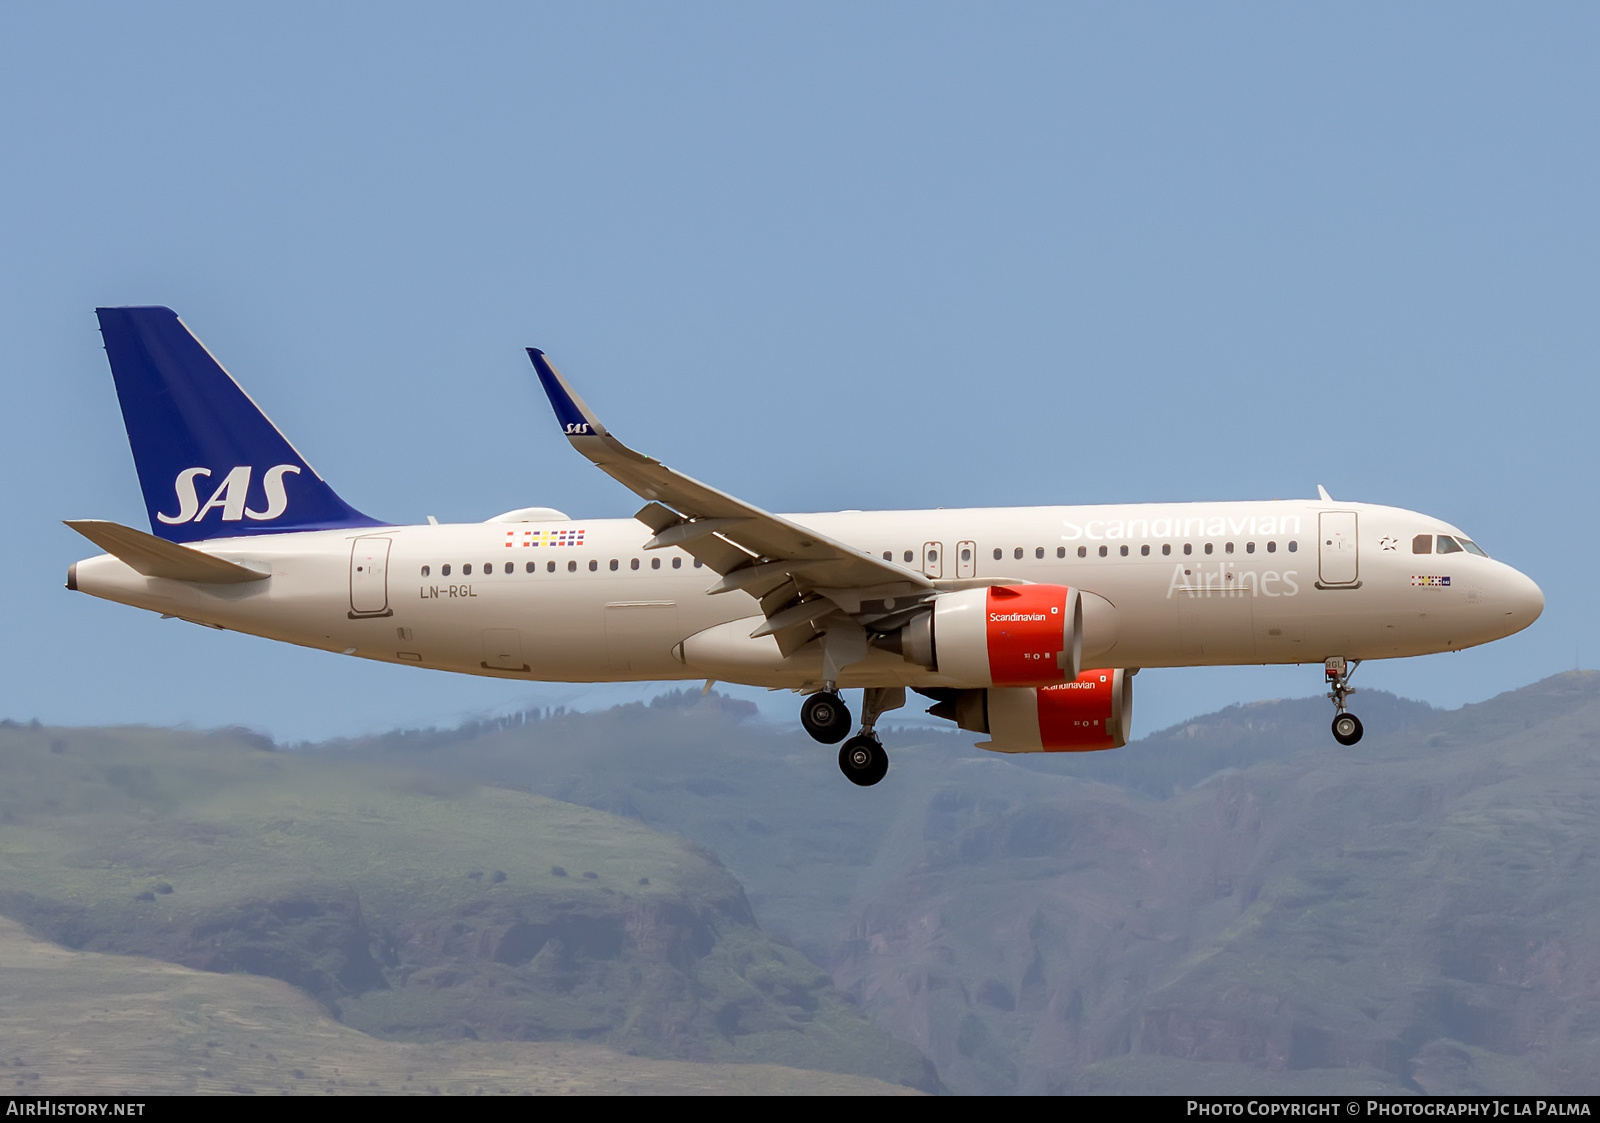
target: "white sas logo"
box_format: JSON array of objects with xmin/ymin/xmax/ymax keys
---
[
  {"xmin": 158, "ymin": 464, "xmax": 301, "ymax": 525},
  {"xmin": 563, "ymin": 422, "xmax": 592, "ymax": 435}
]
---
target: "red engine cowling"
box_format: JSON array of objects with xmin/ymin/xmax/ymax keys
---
[
  {"xmin": 911, "ymin": 584, "xmax": 1082, "ymax": 687},
  {"xmin": 931, "ymin": 668, "xmax": 1132, "ymax": 753},
  {"xmin": 987, "ymin": 668, "xmax": 1133, "ymax": 752}
]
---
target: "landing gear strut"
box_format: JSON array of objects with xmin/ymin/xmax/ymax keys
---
[
  {"xmin": 801, "ymin": 688, "xmax": 852, "ymax": 744},
  {"xmin": 1326, "ymin": 657, "xmax": 1364, "ymax": 746},
  {"xmin": 835, "ymin": 686, "xmax": 905, "ymax": 787}
]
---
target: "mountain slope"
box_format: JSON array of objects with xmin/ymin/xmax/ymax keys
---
[
  {"xmin": 0, "ymin": 721, "xmax": 936, "ymax": 1090},
  {"xmin": 319, "ymin": 673, "xmax": 1600, "ymax": 1094}
]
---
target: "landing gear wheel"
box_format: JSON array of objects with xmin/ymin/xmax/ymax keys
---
[
  {"xmin": 838, "ymin": 735, "xmax": 889, "ymax": 787},
  {"xmin": 1324, "ymin": 657, "xmax": 1364, "ymax": 746},
  {"xmin": 801, "ymin": 692, "xmax": 852, "ymax": 744},
  {"xmin": 1332, "ymin": 713, "xmax": 1364, "ymax": 746}
]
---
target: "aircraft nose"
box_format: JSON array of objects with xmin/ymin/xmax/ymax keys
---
[{"xmin": 1503, "ymin": 567, "xmax": 1544, "ymax": 632}]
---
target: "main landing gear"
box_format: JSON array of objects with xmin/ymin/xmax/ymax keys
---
[
  {"xmin": 800, "ymin": 690, "xmax": 852, "ymax": 744},
  {"xmin": 839, "ymin": 735, "xmax": 889, "ymax": 787},
  {"xmin": 802, "ymin": 684, "xmax": 904, "ymax": 786},
  {"xmin": 1326, "ymin": 656, "xmax": 1364, "ymax": 746}
]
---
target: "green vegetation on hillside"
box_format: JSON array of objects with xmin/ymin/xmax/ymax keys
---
[
  {"xmin": 0, "ymin": 721, "xmax": 935, "ymax": 1091},
  {"xmin": 320, "ymin": 674, "xmax": 1600, "ymax": 1095},
  {"xmin": 0, "ymin": 917, "xmax": 916, "ymax": 1095},
  {"xmin": 9, "ymin": 673, "xmax": 1599, "ymax": 1095}
]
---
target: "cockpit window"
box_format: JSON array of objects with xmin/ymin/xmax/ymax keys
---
[
  {"xmin": 1412, "ymin": 534, "xmax": 1432, "ymax": 554},
  {"xmin": 1436, "ymin": 536, "xmax": 1464, "ymax": 555},
  {"xmin": 1460, "ymin": 539, "xmax": 1488, "ymax": 557}
]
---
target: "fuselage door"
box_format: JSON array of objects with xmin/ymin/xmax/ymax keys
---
[
  {"xmin": 349, "ymin": 536, "xmax": 393, "ymax": 617},
  {"xmin": 922, "ymin": 541, "xmax": 944, "ymax": 579},
  {"xmin": 957, "ymin": 540, "xmax": 976, "ymax": 579},
  {"xmin": 1318, "ymin": 511, "xmax": 1360, "ymax": 587}
]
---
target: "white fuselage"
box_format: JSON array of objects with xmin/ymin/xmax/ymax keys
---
[{"xmin": 71, "ymin": 499, "xmax": 1544, "ymax": 690}]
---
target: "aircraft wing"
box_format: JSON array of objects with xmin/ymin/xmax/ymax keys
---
[{"xmin": 527, "ymin": 349, "xmax": 934, "ymax": 654}]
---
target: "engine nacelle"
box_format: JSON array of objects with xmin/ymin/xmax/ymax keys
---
[
  {"xmin": 892, "ymin": 584, "xmax": 1082, "ymax": 688},
  {"xmin": 927, "ymin": 668, "xmax": 1134, "ymax": 753}
]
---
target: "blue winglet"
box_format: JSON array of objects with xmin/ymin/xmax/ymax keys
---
[
  {"xmin": 527, "ymin": 348, "xmax": 604, "ymax": 438},
  {"xmin": 96, "ymin": 307, "xmax": 386, "ymax": 543}
]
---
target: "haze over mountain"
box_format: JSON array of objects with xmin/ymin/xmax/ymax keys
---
[
  {"xmin": 3, "ymin": 672, "xmax": 1597, "ymax": 1094},
  {"xmin": 321, "ymin": 673, "xmax": 1600, "ymax": 1094}
]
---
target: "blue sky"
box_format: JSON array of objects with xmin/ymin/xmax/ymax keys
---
[{"xmin": 2, "ymin": 3, "xmax": 1595, "ymax": 740}]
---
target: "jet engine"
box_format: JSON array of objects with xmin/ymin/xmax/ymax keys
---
[
  {"xmin": 922, "ymin": 667, "xmax": 1134, "ymax": 753},
  {"xmin": 880, "ymin": 584, "xmax": 1083, "ymax": 687}
]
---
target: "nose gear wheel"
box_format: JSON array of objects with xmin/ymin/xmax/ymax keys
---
[{"xmin": 1324, "ymin": 657, "xmax": 1363, "ymax": 745}]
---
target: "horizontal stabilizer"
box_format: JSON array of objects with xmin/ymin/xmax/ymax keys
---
[{"xmin": 65, "ymin": 520, "xmax": 270, "ymax": 584}]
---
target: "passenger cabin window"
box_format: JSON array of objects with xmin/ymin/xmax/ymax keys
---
[
  {"xmin": 547, "ymin": 560, "xmax": 556, "ymax": 572},
  {"xmin": 589, "ymin": 559, "xmax": 599, "ymax": 571},
  {"xmin": 651, "ymin": 557, "xmax": 661, "ymax": 569},
  {"xmin": 421, "ymin": 565, "xmax": 430, "ymax": 576},
  {"xmin": 993, "ymin": 548, "xmax": 1002, "ymax": 561},
  {"xmin": 1120, "ymin": 545, "xmax": 1129, "ymax": 556},
  {"xmin": 1204, "ymin": 543, "xmax": 1213, "ymax": 555},
  {"xmin": 1224, "ymin": 542, "xmax": 1234, "ymax": 554},
  {"xmin": 1245, "ymin": 542, "xmax": 1255, "ymax": 554},
  {"xmin": 882, "ymin": 551, "xmax": 892, "ymax": 561},
  {"xmin": 1183, "ymin": 544, "xmax": 1192, "ymax": 556},
  {"xmin": 672, "ymin": 557, "xmax": 682, "ymax": 569},
  {"xmin": 1098, "ymin": 545, "xmax": 1107, "ymax": 557},
  {"xmin": 609, "ymin": 559, "xmax": 619, "ymax": 571},
  {"xmin": 1056, "ymin": 546, "xmax": 1065, "ymax": 558},
  {"xmin": 1288, "ymin": 541, "xmax": 1298, "ymax": 552},
  {"xmin": 1141, "ymin": 545, "xmax": 1150, "ymax": 556},
  {"xmin": 1436, "ymin": 536, "xmax": 1464, "ymax": 555},
  {"xmin": 631, "ymin": 558, "xmax": 640, "ymax": 570},
  {"xmin": 1035, "ymin": 547, "xmax": 1044, "ymax": 559},
  {"xmin": 1266, "ymin": 541, "xmax": 1276, "ymax": 553},
  {"xmin": 1014, "ymin": 548, "xmax": 1023, "ymax": 560},
  {"xmin": 1413, "ymin": 534, "xmax": 1433, "ymax": 554},
  {"xmin": 463, "ymin": 564, "xmax": 472, "ymax": 576},
  {"xmin": 568, "ymin": 560, "xmax": 577, "ymax": 572},
  {"xmin": 526, "ymin": 562, "xmax": 536, "ymax": 573},
  {"xmin": 1078, "ymin": 546, "xmax": 1087, "ymax": 558},
  {"xmin": 1162, "ymin": 544, "xmax": 1171, "ymax": 556},
  {"xmin": 442, "ymin": 564, "xmax": 451, "ymax": 576},
  {"xmin": 904, "ymin": 551, "xmax": 914, "ymax": 563}
]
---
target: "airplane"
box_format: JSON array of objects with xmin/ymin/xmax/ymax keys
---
[{"xmin": 66, "ymin": 307, "xmax": 1545, "ymax": 786}]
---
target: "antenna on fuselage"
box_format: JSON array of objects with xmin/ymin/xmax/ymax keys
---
[{"xmin": 1317, "ymin": 484, "xmax": 1334, "ymax": 501}]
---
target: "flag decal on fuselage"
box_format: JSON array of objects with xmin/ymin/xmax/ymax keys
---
[{"xmin": 505, "ymin": 529, "xmax": 587, "ymax": 547}]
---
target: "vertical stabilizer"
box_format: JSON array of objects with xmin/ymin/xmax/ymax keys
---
[{"xmin": 95, "ymin": 307, "xmax": 384, "ymax": 542}]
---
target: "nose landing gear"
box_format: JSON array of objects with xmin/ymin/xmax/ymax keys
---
[{"xmin": 1326, "ymin": 657, "xmax": 1364, "ymax": 745}]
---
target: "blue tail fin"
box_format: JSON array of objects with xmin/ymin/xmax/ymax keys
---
[{"xmin": 95, "ymin": 306, "xmax": 385, "ymax": 543}]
